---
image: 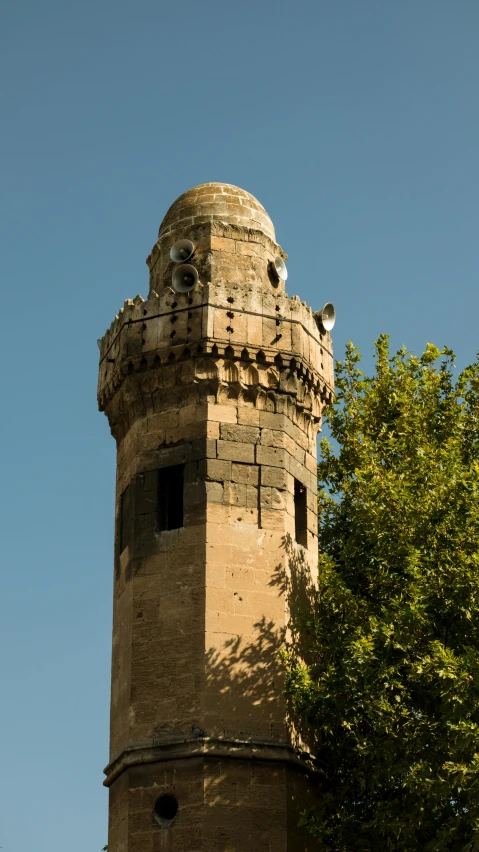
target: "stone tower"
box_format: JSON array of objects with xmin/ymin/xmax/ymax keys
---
[{"xmin": 98, "ymin": 183, "xmax": 334, "ymax": 851}]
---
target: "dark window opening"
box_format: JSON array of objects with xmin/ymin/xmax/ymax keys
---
[
  {"xmin": 157, "ymin": 465, "xmax": 184, "ymax": 531},
  {"xmin": 294, "ymin": 479, "xmax": 308, "ymax": 546},
  {"xmin": 119, "ymin": 484, "xmax": 131, "ymax": 553},
  {"xmin": 153, "ymin": 794, "xmax": 179, "ymax": 827}
]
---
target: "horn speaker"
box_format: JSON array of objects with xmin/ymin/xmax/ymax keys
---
[
  {"xmin": 272, "ymin": 255, "xmax": 288, "ymax": 281},
  {"xmin": 314, "ymin": 302, "xmax": 336, "ymax": 332},
  {"xmin": 172, "ymin": 264, "xmax": 198, "ymax": 293},
  {"xmin": 170, "ymin": 239, "xmax": 195, "ymax": 263}
]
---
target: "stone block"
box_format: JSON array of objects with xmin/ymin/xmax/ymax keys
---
[
  {"xmin": 210, "ymin": 236, "xmax": 236, "ymax": 252},
  {"xmin": 191, "ymin": 437, "xmax": 217, "ymax": 461},
  {"xmin": 260, "ymin": 465, "xmax": 289, "ymax": 490},
  {"xmin": 225, "ymin": 565, "xmax": 257, "ymax": 591},
  {"xmin": 247, "ymin": 312, "xmax": 264, "ymax": 346},
  {"xmin": 134, "ymin": 489, "xmax": 157, "ymax": 516},
  {"xmin": 217, "ymin": 440, "xmax": 255, "ymax": 464},
  {"xmin": 206, "ymin": 421, "xmax": 220, "ymax": 440},
  {"xmin": 220, "ymin": 424, "xmax": 260, "ymax": 444},
  {"xmin": 165, "ymin": 421, "xmax": 204, "ymax": 444},
  {"xmin": 259, "ymin": 411, "xmax": 287, "ymax": 430},
  {"xmin": 206, "ymin": 586, "xmax": 233, "ymax": 613},
  {"xmin": 132, "ymin": 512, "xmax": 157, "ymax": 558},
  {"xmin": 179, "ymin": 404, "xmax": 201, "ymax": 426},
  {"xmin": 231, "ymin": 506, "xmax": 259, "ymax": 525},
  {"xmin": 260, "ymin": 508, "xmax": 287, "ymax": 531},
  {"xmin": 263, "ymin": 314, "xmax": 278, "ymax": 348},
  {"xmin": 224, "ymin": 481, "xmax": 247, "ymax": 507},
  {"xmin": 236, "ymin": 240, "xmax": 264, "ymax": 257},
  {"xmin": 285, "ymin": 490, "xmax": 295, "ymax": 517},
  {"xmin": 260, "ymin": 486, "xmax": 287, "ymax": 509},
  {"xmin": 184, "ymin": 460, "xmax": 199, "ymax": 485},
  {"xmin": 157, "ymin": 444, "xmax": 191, "ymax": 468},
  {"xmin": 139, "ymin": 469, "xmax": 157, "ymax": 492},
  {"xmin": 228, "ymin": 309, "xmax": 247, "ymax": 342},
  {"xmin": 205, "ymin": 563, "xmax": 227, "ymax": 589},
  {"xmin": 126, "ymin": 322, "xmax": 143, "ymax": 355},
  {"xmin": 271, "ymin": 487, "xmax": 286, "ymax": 510},
  {"xmin": 307, "ymin": 487, "xmax": 318, "ymax": 512},
  {"xmin": 288, "ymin": 455, "xmax": 308, "ymax": 485},
  {"xmin": 290, "ymin": 438, "xmax": 306, "ymax": 465},
  {"xmin": 256, "ymin": 445, "xmax": 288, "ymax": 468},
  {"xmin": 177, "ymin": 523, "xmax": 204, "ymax": 547},
  {"xmin": 147, "ymin": 410, "xmax": 179, "ymax": 431},
  {"xmin": 237, "ymin": 407, "xmax": 260, "ymax": 426},
  {"xmin": 199, "ymin": 458, "xmax": 232, "ymax": 482},
  {"xmin": 206, "ymin": 403, "xmax": 238, "ymax": 424},
  {"xmin": 205, "ymin": 481, "xmax": 224, "ymax": 503},
  {"xmin": 260, "ymin": 428, "xmax": 286, "ymax": 448},
  {"xmin": 231, "ymin": 462, "xmax": 259, "ymax": 485},
  {"xmin": 260, "ymin": 486, "xmax": 272, "ymax": 508},
  {"xmin": 206, "ymin": 502, "xmax": 233, "ymax": 525}
]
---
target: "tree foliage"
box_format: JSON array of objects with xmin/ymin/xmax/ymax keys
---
[{"xmin": 284, "ymin": 336, "xmax": 479, "ymax": 851}]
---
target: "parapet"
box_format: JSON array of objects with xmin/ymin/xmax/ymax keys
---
[{"xmin": 97, "ymin": 184, "xmax": 334, "ymax": 441}]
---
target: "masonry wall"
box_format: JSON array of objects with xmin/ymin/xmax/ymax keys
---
[
  {"xmin": 108, "ymin": 758, "xmax": 320, "ymax": 852},
  {"xmin": 104, "ymin": 384, "xmax": 323, "ymax": 850},
  {"xmin": 109, "ymin": 394, "xmax": 319, "ymax": 758},
  {"xmin": 99, "ymin": 189, "xmax": 333, "ymax": 850}
]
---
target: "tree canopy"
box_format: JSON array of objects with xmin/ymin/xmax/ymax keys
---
[{"xmin": 284, "ymin": 336, "xmax": 479, "ymax": 851}]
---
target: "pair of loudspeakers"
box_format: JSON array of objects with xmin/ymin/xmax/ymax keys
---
[{"xmin": 170, "ymin": 239, "xmax": 198, "ymax": 293}]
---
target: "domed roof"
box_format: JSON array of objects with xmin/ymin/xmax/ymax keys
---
[{"xmin": 159, "ymin": 182, "xmax": 275, "ymax": 241}]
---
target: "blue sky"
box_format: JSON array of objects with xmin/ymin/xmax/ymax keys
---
[{"xmin": 0, "ymin": 1, "xmax": 478, "ymax": 849}]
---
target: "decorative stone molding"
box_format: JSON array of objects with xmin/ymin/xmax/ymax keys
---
[
  {"xmin": 98, "ymin": 284, "xmax": 334, "ymax": 442},
  {"xmin": 103, "ymin": 737, "xmax": 319, "ymax": 788},
  {"xmin": 99, "ymin": 351, "xmax": 332, "ymax": 442}
]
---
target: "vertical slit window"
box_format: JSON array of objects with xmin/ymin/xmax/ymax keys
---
[
  {"xmin": 119, "ymin": 484, "xmax": 131, "ymax": 553},
  {"xmin": 157, "ymin": 465, "xmax": 184, "ymax": 531},
  {"xmin": 294, "ymin": 479, "xmax": 308, "ymax": 546}
]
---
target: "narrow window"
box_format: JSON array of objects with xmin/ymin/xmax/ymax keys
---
[
  {"xmin": 157, "ymin": 465, "xmax": 184, "ymax": 531},
  {"xmin": 119, "ymin": 484, "xmax": 131, "ymax": 553},
  {"xmin": 294, "ymin": 479, "xmax": 308, "ymax": 546}
]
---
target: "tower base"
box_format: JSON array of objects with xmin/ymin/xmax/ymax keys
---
[{"xmin": 105, "ymin": 740, "xmax": 321, "ymax": 851}]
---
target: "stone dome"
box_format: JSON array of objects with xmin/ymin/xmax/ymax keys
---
[{"xmin": 159, "ymin": 182, "xmax": 275, "ymax": 241}]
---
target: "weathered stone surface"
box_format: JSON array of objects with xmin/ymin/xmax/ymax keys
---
[
  {"xmin": 220, "ymin": 423, "xmax": 260, "ymax": 444},
  {"xmin": 217, "ymin": 439, "xmax": 256, "ymax": 464},
  {"xmin": 231, "ymin": 462, "xmax": 260, "ymax": 485},
  {"xmin": 99, "ymin": 182, "xmax": 332, "ymax": 852}
]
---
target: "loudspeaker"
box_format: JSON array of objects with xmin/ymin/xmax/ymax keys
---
[
  {"xmin": 170, "ymin": 239, "xmax": 195, "ymax": 263},
  {"xmin": 271, "ymin": 255, "xmax": 288, "ymax": 281},
  {"xmin": 314, "ymin": 302, "xmax": 336, "ymax": 332},
  {"xmin": 172, "ymin": 264, "xmax": 198, "ymax": 293}
]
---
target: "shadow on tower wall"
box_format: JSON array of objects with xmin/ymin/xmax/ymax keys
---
[{"xmin": 204, "ymin": 532, "xmax": 320, "ymax": 756}]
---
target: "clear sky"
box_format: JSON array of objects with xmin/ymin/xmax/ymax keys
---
[{"xmin": 0, "ymin": 1, "xmax": 478, "ymax": 850}]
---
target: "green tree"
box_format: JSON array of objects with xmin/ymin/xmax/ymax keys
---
[{"xmin": 284, "ymin": 337, "xmax": 479, "ymax": 851}]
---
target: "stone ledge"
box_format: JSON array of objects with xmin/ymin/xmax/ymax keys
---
[{"xmin": 103, "ymin": 736, "xmax": 319, "ymax": 787}]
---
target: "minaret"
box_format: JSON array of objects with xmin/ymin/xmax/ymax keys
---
[{"xmin": 98, "ymin": 183, "xmax": 334, "ymax": 851}]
